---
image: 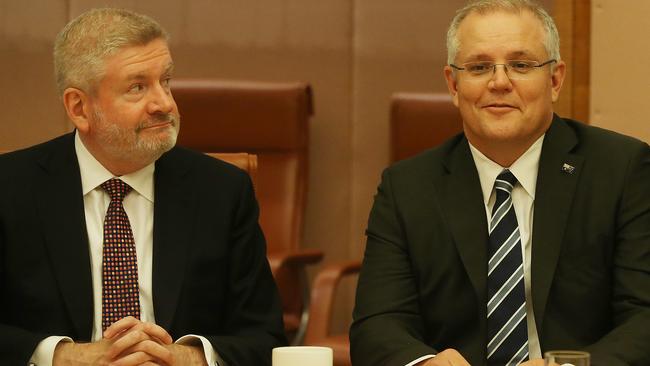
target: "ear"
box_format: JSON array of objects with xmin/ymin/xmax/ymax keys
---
[
  {"xmin": 550, "ymin": 60, "xmax": 566, "ymax": 102},
  {"xmin": 62, "ymin": 88, "xmax": 93, "ymax": 133},
  {"xmin": 444, "ymin": 65, "xmax": 460, "ymax": 107}
]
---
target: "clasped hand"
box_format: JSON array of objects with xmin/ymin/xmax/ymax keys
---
[{"xmin": 53, "ymin": 316, "xmax": 206, "ymax": 366}]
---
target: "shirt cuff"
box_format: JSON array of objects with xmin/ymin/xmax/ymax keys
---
[
  {"xmin": 176, "ymin": 334, "xmax": 225, "ymax": 366},
  {"xmin": 405, "ymin": 354, "xmax": 436, "ymax": 366},
  {"xmin": 29, "ymin": 336, "xmax": 73, "ymax": 366}
]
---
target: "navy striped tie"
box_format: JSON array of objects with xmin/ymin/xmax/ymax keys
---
[{"xmin": 487, "ymin": 170, "xmax": 529, "ymax": 365}]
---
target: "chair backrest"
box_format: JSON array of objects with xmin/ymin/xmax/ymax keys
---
[
  {"xmin": 206, "ymin": 152, "xmax": 258, "ymax": 187},
  {"xmin": 172, "ymin": 79, "xmax": 313, "ymax": 254},
  {"xmin": 390, "ymin": 92, "xmax": 464, "ymax": 162}
]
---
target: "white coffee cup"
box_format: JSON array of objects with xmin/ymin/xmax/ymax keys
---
[{"xmin": 272, "ymin": 346, "xmax": 333, "ymax": 366}]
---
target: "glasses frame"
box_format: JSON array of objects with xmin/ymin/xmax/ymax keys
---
[{"xmin": 450, "ymin": 59, "xmax": 557, "ymax": 80}]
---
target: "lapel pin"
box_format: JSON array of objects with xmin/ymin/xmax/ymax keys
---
[{"xmin": 561, "ymin": 163, "xmax": 575, "ymax": 174}]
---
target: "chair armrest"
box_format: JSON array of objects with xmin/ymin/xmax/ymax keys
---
[
  {"xmin": 267, "ymin": 249, "xmax": 324, "ymax": 275},
  {"xmin": 304, "ymin": 260, "xmax": 362, "ymax": 343},
  {"xmin": 268, "ymin": 249, "xmax": 325, "ymax": 344}
]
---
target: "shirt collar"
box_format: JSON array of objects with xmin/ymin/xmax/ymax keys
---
[
  {"xmin": 468, "ymin": 134, "xmax": 544, "ymax": 205},
  {"xmin": 75, "ymin": 131, "xmax": 155, "ymax": 202}
]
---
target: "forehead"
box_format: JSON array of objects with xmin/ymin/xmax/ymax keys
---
[
  {"xmin": 455, "ymin": 10, "xmax": 547, "ymax": 60},
  {"xmin": 103, "ymin": 38, "xmax": 173, "ymax": 78}
]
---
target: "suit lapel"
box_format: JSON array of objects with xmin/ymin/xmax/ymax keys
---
[
  {"xmin": 439, "ymin": 138, "xmax": 489, "ymax": 318},
  {"xmin": 152, "ymin": 149, "xmax": 193, "ymax": 330},
  {"xmin": 531, "ymin": 116, "xmax": 582, "ymax": 333},
  {"xmin": 35, "ymin": 134, "xmax": 93, "ymax": 339}
]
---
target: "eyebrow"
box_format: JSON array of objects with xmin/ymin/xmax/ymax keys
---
[
  {"xmin": 124, "ymin": 62, "xmax": 175, "ymax": 81},
  {"xmin": 163, "ymin": 62, "xmax": 175, "ymax": 76},
  {"xmin": 506, "ymin": 50, "xmax": 537, "ymax": 59},
  {"xmin": 462, "ymin": 50, "xmax": 540, "ymax": 61}
]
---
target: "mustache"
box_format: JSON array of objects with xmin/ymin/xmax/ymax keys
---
[{"xmin": 135, "ymin": 113, "xmax": 180, "ymax": 132}]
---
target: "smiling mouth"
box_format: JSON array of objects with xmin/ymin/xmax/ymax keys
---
[
  {"xmin": 484, "ymin": 103, "xmax": 516, "ymax": 108},
  {"xmin": 137, "ymin": 113, "xmax": 179, "ymax": 132},
  {"xmin": 143, "ymin": 122, "xmax": 172, "ymax": 129},
  {"xmin": 482, "ymin": 104, "xmax": 519, "ymax": 114},
  {"xmin": 138, "ymin": 121, "xmax": 175, "ymax": 132}
]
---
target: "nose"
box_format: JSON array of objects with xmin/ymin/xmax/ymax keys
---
[
  {"xmin": 148, "ymin": 82, "xmax": 176, "ymax": 115},
  {"xmin": 487, "ymin": 64, "xmax": 513, "ymax": 92}
]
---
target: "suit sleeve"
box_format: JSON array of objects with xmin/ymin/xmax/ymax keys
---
[
  {"xmin": 584, "ymin": 143, "xmax": 650, "ymax": 365},
  {"xmin": 350, "ymin": 169, "xmax": 438, "ymax": 366},
  {"xmin": 0, "ymin": 174, "xmax": 50, "ymax": 364},
  {"xmin": 205, "ymin": 173, "xmax": 287, "ymax": 365}
]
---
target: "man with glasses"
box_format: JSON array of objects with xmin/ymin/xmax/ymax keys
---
[{"xmin": 351, "ymin": 1, "xmax": 650, "ymax": 365}]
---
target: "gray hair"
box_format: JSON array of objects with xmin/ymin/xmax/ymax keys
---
[
  {"xmin": 446, "ymin": 0, "xmax": 560, "ymax": 65},
  {"xmin": 53, "ymin": 8, "xmax": 168, "ymax": 96}
]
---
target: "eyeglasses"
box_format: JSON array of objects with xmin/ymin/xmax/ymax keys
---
[{"xmin": 450, "ymin": 59, "xmax": 556, "ymax": 81}]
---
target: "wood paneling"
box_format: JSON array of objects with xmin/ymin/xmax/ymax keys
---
[
  {"xmin": 0, "ymin": 0, "xmax": 69, "ymax": 149},
  {"xmin": 590, "ymin": 0, "xmax": 649, "ymax": 143},
  {"xmin": 554, "ymin": 0, "xmax": 591, "ymax": 122}
]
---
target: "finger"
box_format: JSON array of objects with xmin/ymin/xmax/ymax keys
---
[
  {"xmin": 110, "ymin": 321, "xmax": 173, "ymax": 346},
  {"xmin": 450, "ymin": 355, "xmax": 471, "ymax": 366},
  {"xmin": 109, "ymin": 350, "xmax": 157, "ymax": 366},
  {"xmin": 120, "ymin": 340, "xmax": 174, "ymax": 366},
  {"xmin": 136, "ymin": 322, "xmax": 173, "ymax": 345},
  {"xmin": 105, "ymin": 316, "xmax": 142, "ymax": 339},
  {"xmin": 141, "ymin": 341, "xmax": 174, "ymax": 365},
  {"xmin": 438, "ymin": 349, "xmax": 471, "ymax": 366},
  {"xmin": 107, "ymin": 329, "xmax": 153, "ymax": 360}
]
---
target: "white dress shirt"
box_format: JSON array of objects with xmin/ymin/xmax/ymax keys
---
[
  {"xmin": 406, "ymin": 135, "xmax": 544, "ymax": 366},
  {"xmin": 29, "ymin": 132, "xmax": 222, "ymax": 366}
]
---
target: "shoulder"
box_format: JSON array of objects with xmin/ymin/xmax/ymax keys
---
[
  {"xmin": 156, "ymin": 146, "xmax": 252, "ymax": 189},
  {"xmin": 548, "ymin": 116, "xmax": 649, "ymax": 185},
  {"xmin": 0, "ymin": 133, "xmax": 75, "ymax": 180},
  {"xmin": 561, "ymin": 117, "xmax": 648, "ymax": 157},
  {"xmin": 383, "ymin": 132, "xmax": 465, "ymax": 183}
]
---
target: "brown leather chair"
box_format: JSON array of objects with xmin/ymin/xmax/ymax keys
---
[
  {"xmin": 171, "ymin": 79, "xmax": 323, "ymax": 344},
  {"xmin": 390, "ymin": 92, "xmax": 463, "ymax": 162},
  {"xmin": 206, "ymin": 152, "xmax": 258, "ymax": 186},
  {"xmin": 304, "ymin": 92, "xmax": 463, "ymax": 365},
  {"xmin": 304, "ymin": 261, "xmax": 361, "ymax": 366}
]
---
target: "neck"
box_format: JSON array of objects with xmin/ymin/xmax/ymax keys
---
[
  {"xmin": 471, "ymin": 139, "xmax": 534, "ymax": 167},
  {"xmin": 97, "ymin": 158, "xmax": 151, "ymax": 177},
  {"xmin": 79, "ymin": 134, "xmax": 154, "ymax": 176}
]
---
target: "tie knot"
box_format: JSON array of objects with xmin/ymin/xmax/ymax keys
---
[
  {"xmin": 101, "ymin": 178, "xmax": 132, "ymax": 202},
  {"xmin": 495, "ymin": 170, "xmax": 517, "ymax": 194}
]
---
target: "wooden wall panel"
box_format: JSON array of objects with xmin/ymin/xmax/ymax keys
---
[
  {"xmin": 591, "ymin": 0, "xmax": 649, "ymax": 142},
  {"xmin": 554, "ymin": 0, "xmax": 591, "ymax": 122},
  {"xmin": 0, "ymin": 0, "xmax": 69, "ymax": 150}
]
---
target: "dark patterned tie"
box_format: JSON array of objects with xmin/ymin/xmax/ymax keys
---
[
  {"xmin": 487, "ymin": 170, "xmax": 529, "ymax": 365},
  {"xmin": 101, "ymin": 178, "xmax": 141, "ymax": 331}
]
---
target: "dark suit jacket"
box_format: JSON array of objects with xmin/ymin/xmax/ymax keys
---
[
  {"xmin": 350, "ymin": 116, "xmax": 650, "ymax": 366},
  {"xmin": 0, "ymin": 132, "xmax": 286, "ymax": 365}
]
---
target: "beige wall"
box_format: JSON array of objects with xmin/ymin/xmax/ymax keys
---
[
  {"xmin": 350, "ymin": 0, "xmax": 460, "ymax": 265},
  {"xmin": 0, "ymin": 1, "xmax": 69, "ymax": 149},
  {"xmin": 591, "ymin": 0, "xmax": 650, "ymax": 142}
]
